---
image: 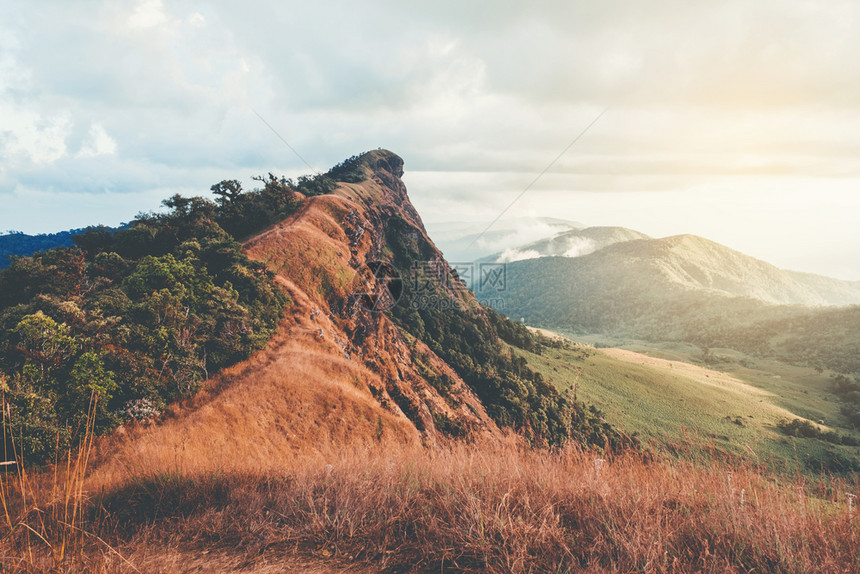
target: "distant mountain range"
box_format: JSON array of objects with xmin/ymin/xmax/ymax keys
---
[
  {"xmin": 0, "ymin": 229, "xmax": 86, "ymax": 268},
  {"xmin": 501, "ymin": 232, "xmax": 860, "ymax": 309},
  {"xmin": 0, "ymin": 226, "xmax": 127, "ymax": 268},
  {"xmin": 488, "ymin": 228, "xmax": 860, "ymax": 375}
]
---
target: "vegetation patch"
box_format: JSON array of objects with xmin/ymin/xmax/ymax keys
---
[
  {"xmin": 384, "ymin": 215, "xmax": 630, "ymax": 451},
  {"xmin": 0, "ymin": 179, "xmax": 295, "ymax": 464}
]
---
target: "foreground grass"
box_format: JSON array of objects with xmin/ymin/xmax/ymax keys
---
[{"xmin": 2, "ymin": 440, "xmax": 859, "ymax": 573}]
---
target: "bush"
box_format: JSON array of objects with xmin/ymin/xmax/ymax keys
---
[{"xmin": 777, "ymin": 418, "xmax": 859, "ymax": 447}]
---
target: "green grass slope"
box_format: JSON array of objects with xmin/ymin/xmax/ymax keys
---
[{"xmin": 518, "ymin": 336, "xmax": 860, "ymax": 475}]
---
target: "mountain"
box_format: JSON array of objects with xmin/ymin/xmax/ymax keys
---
[
  {"xmin": 502, "ymin": 232, "xmax": 860, "ymax": 309},
  {"xmin": 0, "ymin": 229, "xmax": 86, "ymax": 268},
  {"xmin": 92, "ymin": 152, "xmax": 626, "ymax": 479},
  {"xmin": 622, "ymin": 234, "xmax": 860, "ymax": 306},
  {"xmin": 1, "ymin": 151, "xmax": 623, "ymax": 470},
  {"xmin": 492, "ymin": 226, "xmax": 651, "ymax": 262},
  {"xmin": 428, "ymin": 216, "xmax": 582, "ymax": 263},
  {"xmin": 784, "ymin": 269, "xmax": 860, "ymax": 307},
  {"xmin": 495, "ymin": 233, "xmax": 860, "ymax": 374}
]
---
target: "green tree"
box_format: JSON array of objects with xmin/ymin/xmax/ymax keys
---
[
  {"xmin": 70, "ymin": 350, "xmax": 117, "ymax": 399},
  {"xmin": 14, "ymin": 311, "xmax": 77, "ymax": 388},
  {"xmin": 210, "ymin": 180, "xmax": 243, "ymax": 206}
]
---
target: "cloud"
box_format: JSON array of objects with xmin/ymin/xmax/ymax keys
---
[
  {"xmin": 76, "ymin": 123, "xmax": 117, "ymax": 158},
  {"xmin": 188, "ymin": 12, "xmax": 206, "ymax": 28},
  {"xmin": 563, "ymin": 237, "xmax": 597, "ymax": 258},
  {"xmin": 497, "ymin": 248, "xmax": 542, "ymax": 263},
  {"xmin": 128, "ymin": 0, "xmax": 170, "ymax": 29},
  {"xmin": 0, "ymin": 0, "xmax": 860, "ymax": 279},
  {"xmin": 0, "ymin": 107, "xmax": 71, "ymax": 165}
]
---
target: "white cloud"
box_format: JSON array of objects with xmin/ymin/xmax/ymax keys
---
[
  {"xmin": 0, "ymin": 107, "xmax": 70, "ymax": 165},
  {"xmin": 0, "ymin": 25, "xmax": 70, "ymax": 166},
  {"xmin": 76, "ymin": 123, "xmax": 117, "ymax": 158},
  {"xmin": 498, "ymin": 248, "xmax": 542, "ymax": 263},
  {"xmin": 188, "ymin": 12, "xmax": 206, "ymax": 28},
  {"xmin": 0, "ymin": 33, "xmax": 29, "ymax": 93},
  {"xmin": 563, "ymin": 237, "xmax": 597, "ymax": 258},
  {"xmin": 128, "ymin": 0, "xmax": 169, "ymax": 29}
]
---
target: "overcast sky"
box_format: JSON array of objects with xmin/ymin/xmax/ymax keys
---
[{"xmin": 2, "ymin": 0, "xmax": 860, "ymax": 278}]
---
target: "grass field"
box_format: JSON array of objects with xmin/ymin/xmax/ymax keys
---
[
  {"xmin": 519, "ymin": 333, "xmax": 860, "ymax": 476},
  {"xmin": 4, "ymin": 438, "xmax": 860, "ymax": 573}
]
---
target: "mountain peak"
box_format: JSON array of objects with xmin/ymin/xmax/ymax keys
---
[
  {"xmin": 327, "ymin": 150, "xmax": 426, "ymax": 236},
  {"xmin": 337, "ymin": 149, "xmax": 404, "ymax": 181},
  {"xmin": 365, "ymin": 148, "xmax": 404, "ymax": 178},
  {"xmin": 92, "ymin": 150, "xmax": 513, "ymax": 475}
]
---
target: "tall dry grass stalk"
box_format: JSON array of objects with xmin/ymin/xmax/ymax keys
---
[{"xmin": 0, "ymin": 391, "xmax": 135, "ymax": 573}]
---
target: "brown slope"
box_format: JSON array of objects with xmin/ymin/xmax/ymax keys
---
[{"xmin": 90, "ymin": 154, "xmax": 498, "ymax": 484}]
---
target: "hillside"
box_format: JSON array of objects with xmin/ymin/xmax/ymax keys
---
[
  {"xmin": 495, "ymin": 233, "xmax": 860, "ymax": 374},
  {"xmin": 625, "ymin": 234, "xmax": 860, "ymax": 306},
  {"xmin": 518, "ymin": 337, "xmax": 860, "ymax": 475},
  {"xmin": 509, "ymin": 233, "xmax": 860, "ymax": 306},
  {"xmin": 784, "ymin": 269, "xmax": 860, "ymax": 307}
]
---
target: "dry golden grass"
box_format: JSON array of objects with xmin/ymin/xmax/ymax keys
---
[
  {"xmin": 245, "ymin": 195, "xmax": 359, "ymax": 306},
  {"xmin": 86, "ymin": 316, "xmax": 421, "ymax": 489},
  {"xmin": 0, "ymin": 393, "xmax": 135, "ymax": 573},
  {"xmin": 4, "ymin": 438, "xmax": 859, "ymax": 573},
  {"xmin": 87, "ymin": 191, "xmax": 424, "ymax": 487}
]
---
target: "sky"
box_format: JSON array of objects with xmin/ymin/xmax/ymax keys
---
[{"xmin": 2, "ymin": 1, "xmax": 860, "ymax": 279}]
